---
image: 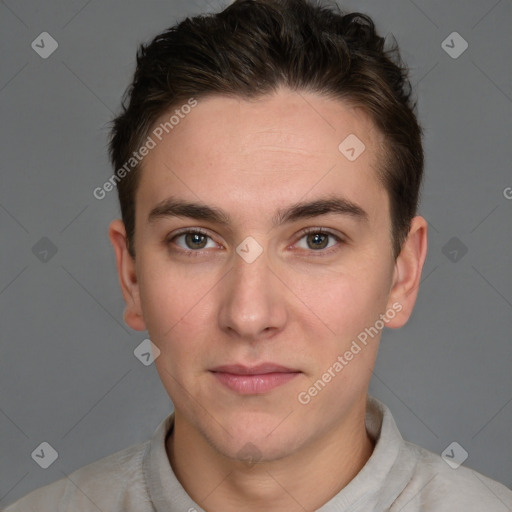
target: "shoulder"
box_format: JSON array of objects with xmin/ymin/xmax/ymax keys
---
[
  {"xmin": 4, "ymin": 440, "xmax": 152, "ymax": 512},
  {"xmin": 392, "ymin": 441, "xmax": 512, "ymax": 511}
]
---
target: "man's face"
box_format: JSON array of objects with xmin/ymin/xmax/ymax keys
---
[{"xmin": 118, "ymin": 88, "xmax": 413, "ymax": 461}]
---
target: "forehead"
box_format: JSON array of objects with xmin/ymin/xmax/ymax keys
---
[{"xmin": 136, "ymin": 88, "xmax": 388, "ymax": 225}]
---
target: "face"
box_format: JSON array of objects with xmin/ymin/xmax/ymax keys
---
[{"xmin": 110, "ymin": 87, "xmax": 426, "ymax": 462}]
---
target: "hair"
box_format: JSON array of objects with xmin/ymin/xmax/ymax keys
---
[{"xmin": 108, "ymin": 0, "xmax": 423, "ymax": 259}]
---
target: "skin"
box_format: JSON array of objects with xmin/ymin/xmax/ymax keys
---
[{"xmin": 109, "ymin": 87, "xmax": 428, "ymax": 511}]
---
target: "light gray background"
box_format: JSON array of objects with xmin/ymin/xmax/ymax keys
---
[{"xmin": 1, "ymin": 0, "xmax": 511, "ymax": 506}]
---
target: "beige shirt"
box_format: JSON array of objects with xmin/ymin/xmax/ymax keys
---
[{"xmin": 4, "ymin": 395, "xmax": 511, "ymax": 511}]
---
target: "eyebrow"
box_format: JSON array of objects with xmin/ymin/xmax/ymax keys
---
[{"xmin": 148, "ymin": 195, "xmax": 368, "ymax": 227}]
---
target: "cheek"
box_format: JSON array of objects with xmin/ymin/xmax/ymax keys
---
[
  {"xmin": 143, "ymin": 277, "xmax": 211, "ymax": 400},
  {"xmin": 293, "ymin": 263, "xmax": 391, "ymax": 340},
  {"xmin": 294, "ymin": 271, "xmax": 387, "ymax": 404},
  {"xmin": 136, "ymin": 257, "xmax": 216, "ymax": 351}
]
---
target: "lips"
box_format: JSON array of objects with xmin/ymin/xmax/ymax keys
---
[
  {"xmin": 210, "ymin": 363, "xmax": 298, "ymax": 375},
  {"xmin": 209, "ymin": 363, "xmax": 301, "ymax": 394}
]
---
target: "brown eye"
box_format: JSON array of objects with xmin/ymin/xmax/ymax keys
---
[
  {"xmin": 169, "ymin": 230, "xmax": 216, "ymax": 252},
  {"xmin": 306, "ymin": 232, "xmax": 330, "ymax": 250},
  {"xmin": 295, "ymin": 229, "xmax": 341, "ymax": 252},
  {"xmin": 184, "ymin": 232, "xmax": 208, "ymax": 249}
]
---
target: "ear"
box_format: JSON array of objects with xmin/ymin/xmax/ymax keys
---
[
  {"xmin": 385, "ymin": 216, "xmax": 428, "ymax": 328},
  {"xmin": 108, "ymin": 219, "xmax": 146, "ymax": 331}
]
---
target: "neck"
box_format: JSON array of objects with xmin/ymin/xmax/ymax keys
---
[{"xmin": 166, "ymin": 401, "xmax": 374, "ymax": 512}]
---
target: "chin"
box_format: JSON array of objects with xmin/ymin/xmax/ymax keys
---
[
  {"xmin": 208, "ymin": 414, "xmax": 307, "ymax": 464},
  {"xmin": 226, "ymin": 435, "xmax": 302, "ymax": 465}
]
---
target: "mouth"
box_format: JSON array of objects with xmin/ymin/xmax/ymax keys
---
[{"xmin": 209, "ymin": 363, "xmax": 301, "ymax": 394}]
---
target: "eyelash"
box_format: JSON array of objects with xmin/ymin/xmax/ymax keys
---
[{"xmin": 166, "ymin": 227, "xmax": 344, "ymax": 257}]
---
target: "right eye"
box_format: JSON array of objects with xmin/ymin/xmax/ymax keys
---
[{"xmin": 166, "ymin": 229, "xmax": 221, "ymax": 255}]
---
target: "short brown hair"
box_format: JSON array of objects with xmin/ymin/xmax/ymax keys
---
[{"xmin": 109, "ymin": 0, "xmax": 423, "ymax": 258}]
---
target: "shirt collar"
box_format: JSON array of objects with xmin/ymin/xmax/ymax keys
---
[
  {"xmin": 317, "ymin": 396, "xmax": 417, "ymax": 511},
  {"xmin": 142, "ymin": 395, "xmax": 415, "ymax": 511}
]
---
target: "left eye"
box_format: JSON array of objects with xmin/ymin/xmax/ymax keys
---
[
  {"xmin": 173, "ymin": 231, "xmax": 218, "ymax": 250},
  {"xmin": 295, "ymin": 230, "xmax": 340, "ymax": 251}
]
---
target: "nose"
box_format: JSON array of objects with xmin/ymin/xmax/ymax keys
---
[{"xmin": 217, "ymin": 247, "xmax": 288, "ymax": 342}]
